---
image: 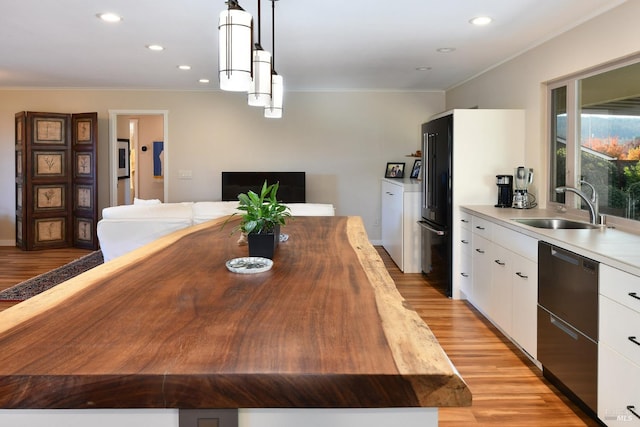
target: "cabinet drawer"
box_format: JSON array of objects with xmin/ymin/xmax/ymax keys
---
[
  {"xmin": 600, "ymin": 264, "xmax": 640, "ymax": 314},
  {"xmin": 598, "ymin": 343, "xmax": 640, "ymax": 426},
  {"xmin": 600, "ymin": 296, "xmax": 640, "ymax": 367},
  {"xmin": 492, "ymin": 223, "xmax": 538, "ymax": 261},
  {"xmin": 460, "ymin": 211, "xmax": 472, "ymax": 230},
  {"xmin": 459, "ymin": 227, "xmax": 472, "ymax": 254},
  {"xmin": 471, "ymin": 216, "xmax": 492, "ymax": 239}
]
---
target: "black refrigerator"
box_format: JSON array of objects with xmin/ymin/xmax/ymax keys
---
[{"xmin": 418, "ymin": 114, "xmax": 452, "ymax": 297}]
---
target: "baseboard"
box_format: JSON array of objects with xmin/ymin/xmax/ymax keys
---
[
  {"xmin": 0, "ymin": 240, "xmax": 16, "ymax": 247},
  {"xmin": 370, "ymin": 239, "xmax": 382, "ymax": 246}
]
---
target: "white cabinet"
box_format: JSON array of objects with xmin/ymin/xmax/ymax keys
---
[
  {"xmin": 458, "ymin": 212, "xmax": 473, "ymax": 299},
  {"xmin": 381, "ymin": 178, "xmax": 421, "ymax": 273},
  {"xmin": 471, "ymin": 218, "xmax": 493, "ymax": 314},
  {"xmin": 448, "ymin": 109, "xmax": 525, "ymax": 300},
  {"xmin": 467, "ymin": 211, "xmax": 538, "ymax": 359},
  {"xmin": 509, "ymin": 252, "xmax": 537, "ymax": 358},
  {"xmin": 598, "ymin": 264, "xmax": 640, "ymax": 426}
]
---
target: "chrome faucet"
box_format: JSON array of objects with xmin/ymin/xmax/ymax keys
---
[{"xmin": 555, "ymin": 180, "xmax": 599, "ymax": 224}]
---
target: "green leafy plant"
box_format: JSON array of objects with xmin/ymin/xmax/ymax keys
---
[{"xmin": 233, "ymin": 181, "xmax": 291, "ymax": 235}]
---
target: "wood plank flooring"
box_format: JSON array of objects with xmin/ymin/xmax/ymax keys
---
[{"xmin": 0, "ymin": 245, "xmax": 600, "ymax": 426}]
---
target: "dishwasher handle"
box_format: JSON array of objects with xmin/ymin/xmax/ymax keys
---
[
  {"xmin": 550, "ymin": 314, "xmax": 579, "ymax": 340},
  {"xmin": 551, "ymin": 247, "xmax": 580, "ymax": 266}
]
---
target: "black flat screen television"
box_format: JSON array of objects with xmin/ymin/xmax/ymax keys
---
[{"xmin": 221, "ymin": 172, "xmax": 306, "ymax": 203}]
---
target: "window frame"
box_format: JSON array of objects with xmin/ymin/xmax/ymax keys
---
[{"xmin": 547, "ymin": 54, "xmax": 640, "ymax": 231}]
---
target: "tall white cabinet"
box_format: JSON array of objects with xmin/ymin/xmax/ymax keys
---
[
  {"xmin": 446, "ymin": 109, "xmax": 525, "ymax": 300},
  {"xmin": 381, "ymin": 178, "xmax": 421, "ymax": 273}
]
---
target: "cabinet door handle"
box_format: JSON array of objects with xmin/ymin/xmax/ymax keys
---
[
  {"xmin": 475, "ymin": 226, "xmax": 485, "ymax": 230},
  {"xmin": 629, "ymin": 292, "xmax": 640, "ymax": 301},
  {"xmin": 461, "ymin": 273, "xmax": 469, "ymax": 278},
  {"xmin": 475, "ymin": 248, "xmax": 485, "ymax": 254},
  {"xmin": 629, "ymin": 336, "xmax": 640, "ymax": 347},
  {"xmin": 461, "ymin": 219, "xmax": 470, "ymax": 223},
  {"xmin": 515, "ymin": 272, "xmax": 528, "ymax": 279},
  {"xmin": 628, "ymin": 406, "xmax": 640, "ymax": 420},
  {"xmin": 461, "ymin": 239, "xmax": 469, "ymax": 244},
  {"xmin": 494, "ymin": 259, "xmax": 505, "ymax": 266}
]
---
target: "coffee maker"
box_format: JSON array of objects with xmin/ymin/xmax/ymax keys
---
[
  {"xmin": 512, "ymin": 166, "xmax": 535, "ymax": 209},
  {"xmin": 495, "ymin": 175, "xmax": 513, "ymax": 208}
]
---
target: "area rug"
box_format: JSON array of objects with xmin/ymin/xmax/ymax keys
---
[{"xmin": 0, "ymin": 250, "xmax": 104, "ymax": 301}]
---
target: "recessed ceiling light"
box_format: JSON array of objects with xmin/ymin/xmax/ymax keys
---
[
  {"xmin": 177, "ymin": 65, "xmax": 191, "ymax": 70},
  {"xmin": 146, "ymin": 44, "xmax": 164, "ymax": 51},
  {"xmin": 470, "ymin": 16, "xmax": 492, "ymax": 26},
  {"xmin": 199, "ymin": 79, "xmax": 210, "ymax": 83},
  {"xmin": 416, "ymin": 66, "xmax": 432, "ymax": 71},
  {"xmin": 437, "ymin": 47, "xmax": 456, "ymax": 53},
  {"xmin": 97, "ymin": 12, "xmax": 122, "ymax": 23}
]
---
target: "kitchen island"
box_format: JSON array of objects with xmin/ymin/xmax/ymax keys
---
[{"xmin": 0, "ymin": 216, "xmax": 470, "ymax": 426}]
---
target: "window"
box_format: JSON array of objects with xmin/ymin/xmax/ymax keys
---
[{"xmin": 549, "ymin": 59, "xmax": 640, "ymax": 223}]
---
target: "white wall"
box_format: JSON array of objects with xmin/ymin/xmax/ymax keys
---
[
  {"xmin": 445, "ymin": 0, "xmax": 640, "ymax": 208},
  {"xmin": 0, "ymin": 90, "xmax": 445, "ymax": 244}
]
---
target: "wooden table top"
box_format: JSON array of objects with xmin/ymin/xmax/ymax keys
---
[{"xmin": 0, "ymin": 216, "xmax": 471, "ymax": 409}]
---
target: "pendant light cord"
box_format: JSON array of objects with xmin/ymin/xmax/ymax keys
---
[
  {"xmin": 271, "ymin": 0, "xmax": 276, "ymax": 72},
  {"xmin": 256, "ymin": 0, "xmax": 262, "ymax": 48}
]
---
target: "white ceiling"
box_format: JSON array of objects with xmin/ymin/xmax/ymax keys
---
[{"xmin": 0, "ymin": 0, "xmax": 626, "ymax": 92}]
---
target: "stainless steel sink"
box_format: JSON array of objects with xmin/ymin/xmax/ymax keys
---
[{"xmin": 512, "ymin": 218, "xmax": 601, "ymax": 229}]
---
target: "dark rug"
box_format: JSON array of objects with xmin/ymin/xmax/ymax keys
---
[{"xmin": 0, "ymin": 250, "xmax": 104, "ymax": 301}]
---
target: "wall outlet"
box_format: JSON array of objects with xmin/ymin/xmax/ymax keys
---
[{"xmin": 178, "ymin": 170, "xmax": 193, "ymax": 180}]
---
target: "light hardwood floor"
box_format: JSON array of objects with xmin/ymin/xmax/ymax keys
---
[{"xmin": 0, "ymin": 246, "xmax": 600, "ymax": 426}]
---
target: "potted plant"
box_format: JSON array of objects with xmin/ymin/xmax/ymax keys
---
[{"xmin": 232, "ymin": 181, "xmax": 291, "ymax": 259}]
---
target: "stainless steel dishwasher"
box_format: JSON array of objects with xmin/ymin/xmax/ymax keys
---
[{"xmin": 538, "ymin": 241, "xmax": 599, "ymax": 416}]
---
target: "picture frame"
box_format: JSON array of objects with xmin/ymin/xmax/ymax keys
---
[
  {"xmin": 384, "ymin": 162, "xmax": 405, "ymax": 178},
  {"xmin": 75, "ymin": 152, "xmax": 93, "ymax": 178},
  {"xmin": 34, "ymin": 118, "xmax": 65, "ymax": 144},
  {"xmin": 75, "ymin": 185, "xmax": 93, "ymax": 210},
  {"xmin": 153, "ymin": 141, "xmax": 164, "ymax": 178},
  {"xmin": 34, "ymin": 184, "xmax": 65, "ymax": 211},
  {"xmin": 34, "ymin": 151, "xmax": 65, "ymax": 177},
  {"xmin": 117, "ymin": 138, "xmax": 130, "ymax": 179},
  {"xmin": 410, "ymin": 159, "xmax": 422, "ymax": 179}
]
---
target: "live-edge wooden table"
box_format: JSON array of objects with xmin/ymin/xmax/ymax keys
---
[{"xmin": 0, "ymin": 216, "xmax": 470, "ymax": 420}]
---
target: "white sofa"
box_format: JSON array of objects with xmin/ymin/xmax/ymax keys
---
[{"xmin": 97, "ymin": 201, "xmax": 335, "ymax": 262}]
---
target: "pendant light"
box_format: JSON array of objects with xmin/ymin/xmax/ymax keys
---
[
  {"xmin": 218, "ymin": 0, "xmax": 253, "ymax": 92},
  {"xmin": 265, "ymin": 0, "xmax": 283, "ymax": 118},
  {"xmin": 248, "ymin": 0, "xmax": 272, "ymax": 106}
]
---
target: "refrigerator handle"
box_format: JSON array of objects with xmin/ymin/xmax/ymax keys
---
[{"xmin": 417, "ymin": 220, "xmax": 446, "ymax": 236}]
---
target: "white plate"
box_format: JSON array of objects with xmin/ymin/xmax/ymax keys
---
[{"xmin": 225, "ymin": 257, "xmax": 273, "ymax": 274}]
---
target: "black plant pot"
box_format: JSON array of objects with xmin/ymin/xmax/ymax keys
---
[{"xmin": 247, "ymin": 226, "xmax": 280, "ymax": 259}]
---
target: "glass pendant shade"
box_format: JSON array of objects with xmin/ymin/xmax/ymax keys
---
[
  {"xmin": 264, "ymin": 74, "xmax": 283, "ymax": 118},
  {"xmin": 218, "ymin": 7, "xmax": 253, "ymax": 92},
  {"xmin": 248, "ymin": 49, "xmax": 272, "ymax": 106}
]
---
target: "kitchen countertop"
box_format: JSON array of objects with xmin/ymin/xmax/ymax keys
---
[
  {"xmin": 461, "ymin": 205, "xmax": 640, "ymax": 277},
  {"xmin": 0, "ymin": 216, "xmax": 471, "ymax": 409}
]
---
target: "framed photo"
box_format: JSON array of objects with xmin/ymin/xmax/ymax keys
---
[
  {"xmin": 34, "ymin": 118, "xmax": 65, "ymax": 144},
  {"xmin": 35, "ymin": 218, "xmax": 65, "ymax": 243},
  {"xmin": 76, "ymin": 120, "xmax": 92, "ymax": 143},
  {"xmin": 117, "ymin": 138, "xmax": 130, "ymax": 179},
  {"xmin": 384, "ymin": 162, "xmax": 405, "ymax": 178},
  {"xmin": 153, "ymin": 141, "xmax": 164, "ymax": 178},
  {"xmin": 75, "ymin": 152, "xmax": 93, "ymax": 178},
  {"xmin": 410, "ymin": 159, "xmax": 422, "ymax": 179},
  {"xmin": 75, "ymin": 218, "xmax": 94, "ymax": 244},
  {"xmin": 34, "ymin": 184, "xmax": 65, "ymax": 211},
  {"xmin": 34, "ymin": 151, "xmax": 65, "ymax": 177},
  {"xmin": 75, "ymin": 185, "xmax": 93, "ymax": 210}
]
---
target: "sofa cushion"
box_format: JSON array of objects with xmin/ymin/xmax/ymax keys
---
[
  {"xmin": 102, "ymin": 203, "xmax": 193, "ymax": 220},
  {"xmin": 192, "ymin": 201, "xmax": 241, "ymax": 224}
]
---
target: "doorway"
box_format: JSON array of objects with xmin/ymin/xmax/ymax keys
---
[{"xmin": 108, "ymin": 110, "xmax": 169, "ymax": 206}]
